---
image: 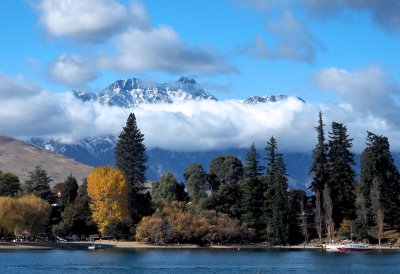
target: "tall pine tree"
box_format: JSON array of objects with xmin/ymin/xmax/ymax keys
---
[
  {"xmin": 327, "ymin": 122, "xmax": 356, "ymax": 226},
  {"xmin": 240, "ymin": 143, "xmax": 265, "ymax": 238},
  {"xmin": 60, "ymin": 175, "xmax": 79, "ymax": 210},
  {"xmin": 263, "ymin": 137, "xmax": 289, "ymax": 244},
  {"xmin": 309, "ymin": 112, "xmax": 329, "ymax": 198},
  {"xmin": 358, "ymin": 132, "xmax": 400, "ymax": 226},
  {"xmin": 115, "ymin": 113, "xmax": 149, "ymax": 224},
  {"xmin": 24, "ymin": 166, "xmax": 52, "ymax": 202}
]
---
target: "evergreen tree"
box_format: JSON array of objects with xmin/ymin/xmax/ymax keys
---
[
  {"xmin": 152, "ymin": 172, "xmax": 186, "ymax": 209},
  {"xmin": 115, "ymin": 113, "xmax": 149, "ymax": 223},
  {"xmin": 61, "ymin": 180, "xmax": 98, "ymax": 236},
  {"xmin": 240, "ymin": 143, "xmax": 264, "ymax": 237},
  {"xmin": 269, "ymin": 154, "xmax": 289, "ymax": 244},
  {"xmin": 60, "ymin": 175, "xmax": 78, "ymax": 209},
  {"xmin": 208, "ymin": 156, "xmax": 244, "ymax": 191},
  {"xmin": 0, "ymin": 171, "xmax": 20, "ymax": 197},
  {"xmin": 358, "ymin": 132, "xmax": 400, "ymax": 226},
  {"xmin": 263, "ymin": 137, "xmax": 289, "ymax": 244},
  {"xmin": 204, "ymin": 156, "xmax": 243, "ymax": 218},
  {"xmin": 309, "ymin": 112, "xmax": 329, "ymax": 197},
  {"xmin": 327, "ymin": 122, "xmax": 356, "ymax": 226},
  {"xmin": 184, "ymin": 164, "xmax": 207, "ymax": 204},
  {"xmin": 24, "ymin": 166, "xmax": 52, "ymax": 202}
]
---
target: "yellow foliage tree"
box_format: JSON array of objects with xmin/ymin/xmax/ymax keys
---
[
  {"xmin": 87, "ymin": 166, "xmax": 129, "ymax": 234},
  {"xmin": 0, "ymin": 195, "xmax": 51, "ymax": 236}
]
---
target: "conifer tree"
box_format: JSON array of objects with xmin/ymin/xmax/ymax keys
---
[
  {"xmin": 263, "ymin": 137, "xmax": 289, "ymax": 244},
  {"xmin": 270, "ymin": 154, "xmax": 289, "ymax": 244},
  {"xmin": 115, "ymin": 113, "xmax": 149, "ymax": 223},
  {"xmin": 310, "ymin": 112, "xmax": 328, "ymax": 197},
  {"xmin": 205, "ymin": 156, "xmax": 243, "ymax": 219},
  {"xmin": 0, "ymin": 171, "xmax": 20, "ymax": 197},
  {"xmin": 184, "ymin": 164, "xmax": 207, "ymax": 204},
  {"xmin": 152, "ymin": 172, "xmax": 186, "ymax": 209},
  {"xmin": 358, "ymin": 132, "xmax": 400, "ymax": 226},
  {"xmin": 60, "ymin": 175, "xmax": 79, "ymax": 209},
  {"xmin": 327, "ymin": 122, "xmax": 356, "ymax": 225},
  {"xmin": 24, "ymin": 166, "xmax": 52, "ymax": 202},
  {"xmin": 240, "ymin": 143, "xmax": 265, "ymax": 237}
]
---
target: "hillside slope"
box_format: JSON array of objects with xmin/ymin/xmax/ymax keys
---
[{"xmin": 0, "ymin": 135, "xmax": 92, "ymax": 185}]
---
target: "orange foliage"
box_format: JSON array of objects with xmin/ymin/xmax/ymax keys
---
[
  {"xmin": 135, "ymin": 201, "xmax": 251, "ymax": 245},
  {"xmin": 87, "ymin": 166, "xmax": 129, "ymax": 234},
  {"xmin": 0, "ymin": 195, "xmax": 51, "ymax": 236}
]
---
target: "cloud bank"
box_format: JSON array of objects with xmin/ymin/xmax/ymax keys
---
[{"xmin": 1, "ymin": 67, "xmax": 400, "ymax": 153}]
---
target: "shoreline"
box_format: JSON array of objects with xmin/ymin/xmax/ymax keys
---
[{"xmin": 1, "ymin": 240, "xmax": 399, "ymax": 251}]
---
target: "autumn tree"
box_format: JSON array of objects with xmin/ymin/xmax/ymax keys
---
[
  {"xmin": 184, "ymin": 164, "xmax": 207, "ymax": 204},
  {"xmin": 87, "ymin": 166, "xmax": 129, "ymax": 234},
  {"xmin": 24, "ymin": 166, "xmax": 52, "ymax": 202},
  {"xmin": 136, "ymin": 201, "xmax": 251, "ymax": 245},
  {"xmin": 0, "ymin": 171, "xmax": 20, "ymax": 197},
  {"xmin": 115, "ymin": 113, "xmax": 149, "ymax": 223},
  {"xmin": 152, "ymin": 172, "xmax": 186, "ymax": 209},
  {"xmin": 0, "ymin": 195, "xmax": 51, "ymax": 236}
]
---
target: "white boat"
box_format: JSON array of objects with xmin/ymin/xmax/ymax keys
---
[
  {"xmin": 324, "ymin": 243, "xmax": 343, "ymax": 251},
  {"xmin": 337, "ymin": 243, "xmax": 371, "ymax": 252}
]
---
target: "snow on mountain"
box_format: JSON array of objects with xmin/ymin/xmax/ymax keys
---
[
  {"xmin": 73, "ymin": 76, "xmax": 217, "ymax": 108},
  {"xmin": 243, "ymin": 95, "xmax": 305, "ymax": 105},
  {"xmin": 28, "ymin": 76, "xmax": 314, "ymax": 186}
]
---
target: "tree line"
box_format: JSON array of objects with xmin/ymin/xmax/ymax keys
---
[{"xmin": 1, "ymin": 112, "xmax": 399, "ymax": 246}]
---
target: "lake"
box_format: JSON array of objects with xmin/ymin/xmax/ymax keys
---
[{"xmin": 1, "ymin": 248, "xmax": 400, "ymax": 273}]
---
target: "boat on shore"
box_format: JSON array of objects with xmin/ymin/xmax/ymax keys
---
[
  {"xmin": 337, "ymin": 243, "xmax": 371, "ymax": 252},
  {"xmin": 323, "ymin": 243, "xmax": 344, "ymax": 251}
]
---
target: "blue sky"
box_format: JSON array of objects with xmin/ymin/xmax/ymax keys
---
[{"xmin": 1, "ymin": 0, "xmax": 400, "ymax": 152}]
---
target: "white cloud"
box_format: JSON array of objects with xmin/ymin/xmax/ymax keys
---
[
  {"xmin": 36, "ymin": 0, "xmax": 148, "ymax": 42},
  {"xmin": 242, "ymin": 10, "xmax": 321, "ymax": 62},
  {"xmin": 49, "ymin": 54, "xmax": 98, "ymax": 86},
  {"xmin": 2, "ymin": 71, "xmax": 400, "ymax": 153},
  {"xmin": 313, "ymin": 66, "xmax": 400, "ymax": 124},
  {"xmin": 101, "ymin": 26, "xmax": 236, "ymax": 74}
]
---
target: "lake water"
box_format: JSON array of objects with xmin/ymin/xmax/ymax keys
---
[{"xmin": 1, "ymin": 248, "xmax": 400, "ymax": 273}]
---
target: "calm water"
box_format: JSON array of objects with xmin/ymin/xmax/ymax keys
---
[{"xmin": 1, "ymin": 248, "xmax": 400, "ymax": 273}]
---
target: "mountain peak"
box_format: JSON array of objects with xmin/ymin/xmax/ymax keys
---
[
  {"xmin": 73, "ymin": 76, "xmax": 217, "ymax": 108},
  {"xmin": 177, "ymin": 76, "xmax": 197, "ymax": 86},
  {"xmin": 244, "ymin": 95, "xmax": 305, "ymax": 105}
]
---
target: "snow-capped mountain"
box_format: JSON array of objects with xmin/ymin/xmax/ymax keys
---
[
  {"xmin": 29, "ymin": 136, "xmax": 117, "ymax": 167},
  {"xmin": 28, "ymin": 76, "xmax": 312, "ymax": 186},
  {"xmin": 73, "ymin": 76, "xmax": 217, "ymax": 108},
  {"xmin": 243, "ymin": 95, "xmax": 305, "ymax": 105}
]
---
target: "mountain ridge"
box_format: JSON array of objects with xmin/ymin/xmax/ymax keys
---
[{"xmin": 0, "ymin": 135, "xmax": 92, "ymax": 185}]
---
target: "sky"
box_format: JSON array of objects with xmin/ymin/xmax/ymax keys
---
[{"xmin": 1, "ymin": 0, "xmax": 400, "ymax": 153}]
